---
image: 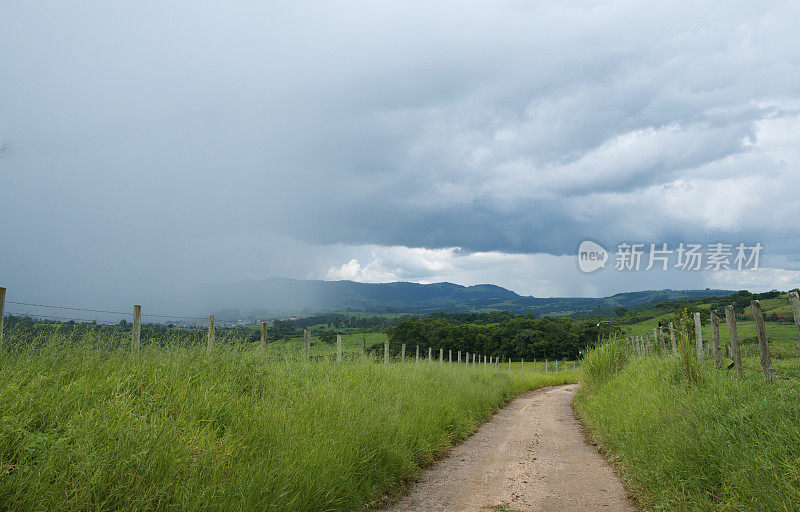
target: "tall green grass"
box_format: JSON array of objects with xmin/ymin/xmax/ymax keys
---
[
  {"xmin": 0, "ymin": 331, "xmax": 574, "ymax": 511},
  {"xmin": 575, "ymin": 341, "xmax": 800, "ymax": 511}
]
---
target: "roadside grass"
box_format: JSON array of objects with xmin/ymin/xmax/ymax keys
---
[
  {"xmin": 575, "ymin": 341, "xmax": 800, "ymax": 511},
  {"xmin": 0, "ymin": 331, "xmax": 575, "ymax": 511}
]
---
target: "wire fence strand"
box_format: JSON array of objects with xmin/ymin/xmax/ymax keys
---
[{"xmin": 5, "ymin": 300, "xmax": 208, "ymax": 321}]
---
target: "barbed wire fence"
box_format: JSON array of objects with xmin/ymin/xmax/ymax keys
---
[{"xmin": 0, "ymin": 285, "xmax": 579, "ymax": 372}]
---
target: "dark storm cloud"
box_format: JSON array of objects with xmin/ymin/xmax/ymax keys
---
[{"xmin": 2, "ymin": 0, "xmax": 800, "ymax": 306}]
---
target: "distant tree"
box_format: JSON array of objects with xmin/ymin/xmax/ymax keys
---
[{"xmin": 319, "ymin": 331, "xmax": 337, "ymax": 344}]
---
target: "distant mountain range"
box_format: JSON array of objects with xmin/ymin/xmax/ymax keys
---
[{"xmin": 191, "ymin": 278, "xmax": 731, "ymax": 320}]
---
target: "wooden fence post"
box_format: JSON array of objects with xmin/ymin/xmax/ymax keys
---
[
  {"xmin": 337, "ymin": 334, "xmax": 342, "ymax": 362},
  {"xmin": 788, "ymin": 291, "xmax": 800, "ymax": 357},
  {"xmin": 449, "ymin": 349, "xmax": 452, "ymax": 363},
  {"xmin": 439, "ymin": 348, "xmax": 443, "ymax": 363},
  {"xmin": 132, "ymin": 305, "xmax": 141, "ymax": 354},
  {"xmin": 658, "ymin": 326, "xmax": 666, "ymax": 356},
  {"xmin": 669, "ymin": 322, "xmax": 676, "ymax": 354},
  {"xmin": 0, "ymin": 286, "xmax": 5, "ymax": 349},
  {"xmin": 384, "ymin": 339, "xmax": 389, "ymax": 364},
  {"xmin": 724, "ymin": 305, "xmax": 743, "ymax": 378},
  {"xmin": 401, "ymin": 343, "xmax": 406, "ymax": 361},
  {"xmin": 521, "ymin": 358, "xmax": 524, "ymax": 372},
  {"xmin": 303, "ymin": 328, "xmax": 310, "ymax": 361},
  {"xmin": 361, "ymin": 336, "xmax": 366, "ymax": 355},
  {"xmin": 260, "ymin": 322, "xmax": 267, "ymax": 351},
  {"xmin": 509, "ymin": 358, "xmax": 511, "ymax": 371},
  {"xmin": 711, "ymin": 310, "xmax": 721, "ymax": 368},
  {"xmin": 428, "ymin": 347, "xmax": 432, "ymax": 361},
  {"xmin": 416, "ymin": 345, "xmax": 420, "ymax": 362},
  {"xmin": 464, "ymin": 351, "xmax": 468, "ymax": 366},
  {"xmin": 458, "ymin": 350, "xmax": 461, "ymax": 363},
  {"xmin": 545, "ymin": 359, "xmax": 548, "ymax": 373},
  {"xmin": 751, "ymin": 300, "xmax": 775, "ymax": 382},
  {"xmin": 694, "ymin": 312, "xmax": 703, "ymax": 361}
]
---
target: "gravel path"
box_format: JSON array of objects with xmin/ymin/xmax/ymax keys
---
[{"xmin": 379, "ymin": 384, "xmax": 638, "ymax": 512}]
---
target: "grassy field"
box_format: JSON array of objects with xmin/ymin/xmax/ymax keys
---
[
  {"xmin": 575, "ymin": 337, "xmax": 800, "ymax": 511},
  {"xmin": 0, "ymin": 329, "xmax": 575, "ymax": 511}
]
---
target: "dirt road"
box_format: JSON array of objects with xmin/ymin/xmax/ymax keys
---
[{"xmin": 380, "ymin": 384, "xmax": 638, "ymax": 512}]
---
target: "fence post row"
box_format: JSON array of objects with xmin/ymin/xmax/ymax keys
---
[
  {"xmin": 132, "ymin": 305, "xmax": 141, "ymax": 354},
  {"xmin": 751, "ymin": 300, "xmax": 775, "ymax": 382}
]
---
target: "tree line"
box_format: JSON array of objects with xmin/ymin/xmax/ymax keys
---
[{"xmin": 385, "ymin": 315, "xmax": 619, "ymax": 360}]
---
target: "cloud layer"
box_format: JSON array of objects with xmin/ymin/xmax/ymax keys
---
[{"xmin": 2, "ymin": 0, "xmax": 799, "ymax": 307}]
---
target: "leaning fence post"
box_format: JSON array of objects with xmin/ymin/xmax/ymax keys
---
[
  {"xmin": 693, "ymin": 312, "xmax": 703, "ymax": 361},
  {"xmin": 337, "ymin": 334, "xmax": 342, "ymax": 362},
  {"xmin": 0, "ymin": 286, "xmax": 5, "ymax": 349},
  {"xmin": 401, "ymin": 343, "xmax": 406, "ymax": 361},
  {"xmin": 260, "ymin": 322, "xmax": 267, "ymax": 351},
  {"xmin": 711, "ymin": 310, "xmax": 721, "ymax": 368},
  {"xmin": 303, "ymin": 328, "xmax": 310, "ymax": 361},
  {"xmin": 751, "ymin": 300, "xmax": 775, "ymax": 382},
  {"xmin": 384, "ymin": 339, "xmax": 389, "ymax": 364},
  {"xmin": 132, "ymin": 305, "xmax": 141, "ymax": 354},
  {"xmin": 724, "ymin": 305, "xmax": 743, "ymax": 378},
  {"xmin": 788, "ymin": 291, "xmax": 800, "ymax": 357}
]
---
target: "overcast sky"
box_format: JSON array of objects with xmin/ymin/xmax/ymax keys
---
[{"xmin": 2, "ymin": 1, "xmax": 800, "ymax": 312}]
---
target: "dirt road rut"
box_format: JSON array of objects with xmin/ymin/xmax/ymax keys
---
[{"xmin": 380, "ymin": 384, "xmax": 637, "ymax": 512}]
